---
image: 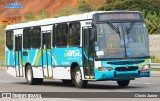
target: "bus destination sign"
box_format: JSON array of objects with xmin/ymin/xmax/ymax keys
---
[{"xmin": 95, "ymin": 13, "xmax": 141, "ymax": 21}]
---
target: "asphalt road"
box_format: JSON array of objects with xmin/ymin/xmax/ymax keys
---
[{"xmin": 0, "ymin": 69, "xmax": 160, "ymax": 101}]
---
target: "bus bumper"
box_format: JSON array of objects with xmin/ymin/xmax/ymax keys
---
[{"xmin": 94, "ymin": 68, "xmax": 150, "ymax": 81}]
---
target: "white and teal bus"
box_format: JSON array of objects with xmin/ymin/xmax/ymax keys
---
[{"xmin": 6, "ymin": 11, "xmax": 150, "ymax": 88}]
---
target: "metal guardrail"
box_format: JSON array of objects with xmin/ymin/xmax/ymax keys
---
[
  {"xmin": 151, "ymin": 63, "xmax": 160, "ymax": 69},
  {"xmin": 0, "ymin": 61, "xmax": 5, "ymax": 66}
]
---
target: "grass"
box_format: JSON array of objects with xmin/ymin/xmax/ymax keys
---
[
  {"xmin": 53, "ymin": 6, "xmax": 81, "ymax": 18},
  {"xmin": 151, "ymin": 68, "xmax": 160, "ymax": 71},
  {"xmin": 0, "ymin": 27, "xmax": 5, "ymax": 62},
  {"xmin": 151, "ymin": 56, "xmax": 160, "ymax": 63}
]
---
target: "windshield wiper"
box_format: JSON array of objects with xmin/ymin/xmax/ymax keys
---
[
  {"xmin": 127, "ymin": 22, "xmax": 135, "ymax": 35},
  {"xmin": 106, "ymin": 21, "xmax": 121, "ymax": 39},
  {"xmin": 107, "ymin": 21, "xmax": 120, "ymax": 33}
]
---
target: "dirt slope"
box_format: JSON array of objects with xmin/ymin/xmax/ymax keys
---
[{"xmin": 0, "ymin": 0, "xmax": 105, "ymax": 18}]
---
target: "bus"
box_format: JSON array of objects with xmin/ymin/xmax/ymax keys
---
[{"xmin": 5, "ymin": 11, "xmax": 150, "ymax": 88}]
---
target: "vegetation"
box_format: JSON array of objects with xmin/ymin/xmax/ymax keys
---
[
  {"xmin": 152, "ymin": 68, "xmax": 160, "ymax": 71},
  {"xmin": 77, "ymin": 0, "xmax": 94, "ymax": 12},
  {"xmin": 151, "ymin": 55, "xmax": 160, "ymax": 63},
  {"xmin": 145, "ymin": 12, "xmax": 160, "ymax": 34},
  {"xmin": 98, "ymin": 0, "xmax": 160, "ymax": 14},
  {"xmin": 98, "ymin": 0, "xmax": 160, "ymax": 34},
  {"xmin": 0, "ymin": 27, "xmax": 5, "ymax": 63},
  {"xmin": 24, "ymin": 1, "xmax": 95, "ymax": 19},
  {"xmin": 54, "ymin": 0, "xmax": 95, "ymax": 17},
  {"xmin": 38, "ymin": 9, "xmax": 48, "ymax": 19},
  {"xmin": 26, "ymin": 13, "xmax": 35, "ymax": 21},
  {"xmin": 53, "ymin": 6, "xmax": 79, "ymax": 18}
]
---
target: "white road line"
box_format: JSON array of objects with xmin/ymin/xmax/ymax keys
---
[
  {"xmin": 0, "ymin": 80, "xmax": 13, "ymax": 83},
  {"xmin": 131, "ymin": 82, "xmax": 152, "ymax": 85},
  {"xmin": 0, "ymin": 91, "xmax": 8, "ymax": 92},
  {"xmin": 143, "ymin": 83, "xmax": 152, "ymax": 85},
  {"xmin": 114, "ymin": 90, "xmax": 132, "ymax": 92}
]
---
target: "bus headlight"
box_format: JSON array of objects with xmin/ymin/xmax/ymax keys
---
[
  {"xmin": 107, "ymin": 67, "xmax": 113, "ymax": 71},
  {"xmin": 140, "ymin": 64, "xmax": 150, "ymax": 73},
  {"xmin": 141, "ymin": 64, "xmax": 150, "ymax": 69},
  {"xmin": 98, "ymin": 67, "xmax": 103, "ymax": 71},
  {"xmin": 98, "ymin": 67, "xmax": 113, "ymax": 71}
]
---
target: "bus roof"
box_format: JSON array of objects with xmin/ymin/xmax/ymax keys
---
[{"xmin": 6, "ymin": 11, "xmax": 141, "ymax": 30}]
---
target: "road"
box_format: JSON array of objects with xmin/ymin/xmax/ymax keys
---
[{"xmin": 0, "ymin": 69, "xmax": 160, "ymax": 101}]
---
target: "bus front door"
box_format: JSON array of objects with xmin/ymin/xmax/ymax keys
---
[
  {"xmin": 15, "ymin": 34, "xmax": 23, "ymax": 77},
  {"xmin": 42, "ymin": 31, "xmax": 53, "ymax": 78},
  {"xmin": 82, "ymin": 27, "xmax": 95, "ymax": 79}
]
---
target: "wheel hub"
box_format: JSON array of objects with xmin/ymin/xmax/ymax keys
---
[
  {"xmin": 27, "ymin": 69, "xmax": 32, "ymax": 81},
  {"xmin": 75, "ymin": 70, "xmax": 81, "ymax": 84}
]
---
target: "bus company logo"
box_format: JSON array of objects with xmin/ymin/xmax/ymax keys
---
[
  {"xmin": 64, "ymin": 50, "xmax": 80, "ymax": 57},
  {"xmin": 4, "ymin": 1, "xmax": 24, "ymax": 9}
]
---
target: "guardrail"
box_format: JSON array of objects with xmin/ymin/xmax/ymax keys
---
[
  {"xmin": 0, "ymin": 61, "xmax": 5, "ymax": 67},
  {"xmin": 151, "ymin": 63, "xmax": 160, "ymax": 69}
]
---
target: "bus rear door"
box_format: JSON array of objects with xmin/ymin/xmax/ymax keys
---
[
  {"xmin": 14, "ymin": 33, "xmax": 23, "ymax": 77},
  {"xmin": 42, "ymin": 31, "xmax": 53, "ymax": 78}
]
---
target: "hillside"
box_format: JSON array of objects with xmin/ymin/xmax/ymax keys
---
[
  {"xmin": 0, "ymin": 0, "xmax": 105, "ymax": 24},
  {"xmin": 0, "ymin": 0, "xmax": 78, "ymax": 17}
]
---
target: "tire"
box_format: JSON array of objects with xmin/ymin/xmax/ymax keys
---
[
  {"xmin": 62, "ymin": 80, "xmax": 72, "ymax": 84},
  {"xmin": 26, "ymin": 65, "xmax": 43, "ymax": 85},
  {"xmin": 117, "ymin": 80, "xmax": 130, "ymax": 87},
  {"xmin": 26, "ymin": 65, "xmax": 36, "ymax": 85},
  {"xmin": 72, "ymin": 66, "xmax": 88, "ymax": 88}
]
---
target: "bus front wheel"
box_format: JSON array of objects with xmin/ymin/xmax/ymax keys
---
[
  {"xmin": 73, "ymin": 66, "xmax": 88, "ymax": 88},
  {"xmin": 117, "ymin": 80, "xmax": 130, "ymax": 87},
  {"xmin": 26, "ymin": 65, "xmax": 43, "ymax": 85}
]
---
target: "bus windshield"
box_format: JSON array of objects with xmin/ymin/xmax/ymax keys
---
[{"xmin": 95, "ymin": 22, "xmax": 149, "ymax": 59}]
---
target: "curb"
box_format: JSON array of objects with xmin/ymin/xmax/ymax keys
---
[
  {"xmin": 151, "ymin": 74, "xmax": 160, "ymax": 77},
  {"xmin": 0, "ymin": 67, "xmax": 6, "ymax": 71}
]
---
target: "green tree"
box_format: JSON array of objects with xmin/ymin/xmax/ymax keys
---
[
  {"xmin": 98, "ymin": 0, "xmax": 160, "ymax": 15},
  {"xmin": 26, "ymin": 13, "xmax": 35, "ymax": 21},
  {"xmin": 98, "ymin": 0, "xmax": 160, "ymax": 34},
  {"xmin": 39, "ymin": 9, "xmax": 48, "ymax": 19},
  {"xmin": 145, "ymin": 12, "xmax": 160, "ymax": 34},
  {"xmin": 77, "ymin": 0, "xmax": 93, "ymax": 12}
]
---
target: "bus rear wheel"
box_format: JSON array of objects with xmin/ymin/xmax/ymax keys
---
[
  {"xmin": 26, "ymin": 65, "xmax": 43, "ymax": 85},
  {"xmin": 117, "ymin": 80, "xmax": 130, "ymax": 87},
  {"xmin": 73, "ymin": 66, "xmax": 88, "ymax": 88}
]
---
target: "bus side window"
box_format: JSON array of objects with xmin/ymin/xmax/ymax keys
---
[
  {"xmin": 52, "ymin": 25, "xmax": 56, "ymax": 47},
  {"xmin": 23, "ymin": 28, "xmax": 32, "ymax": 49},
  {"xmin": 6, "ymin": 30, "xmax": 14, "ymax": 50},
  {"xmin": 56, "ymin": 24, "xmax": 68, "ymax": 47},
  {"xmin": 32, "ymin": 27, "xmax": 41, "ymax": 48},
  {"xmin": 69, "ymin": 22, "xmax": 80, "ymax": 46}
]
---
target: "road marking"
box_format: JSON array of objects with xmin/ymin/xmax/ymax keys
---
[
  {"xmin": 0, "ymin": 80, "xmax": 13, "ymax": 83},
  {"xmin": 131, "ymin": 82, "xmax": 152, "ymax": 85},
  {"xmin": 114, "ymin": 90, "xmax": 131, "ymax": 92},
  {"xmin": 151, "ymin": 74, "xmax": 160, "ymax": 77},
  {"xmin": 0, "ymin": 91, "xmax": 8, "ymax": 92}
]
